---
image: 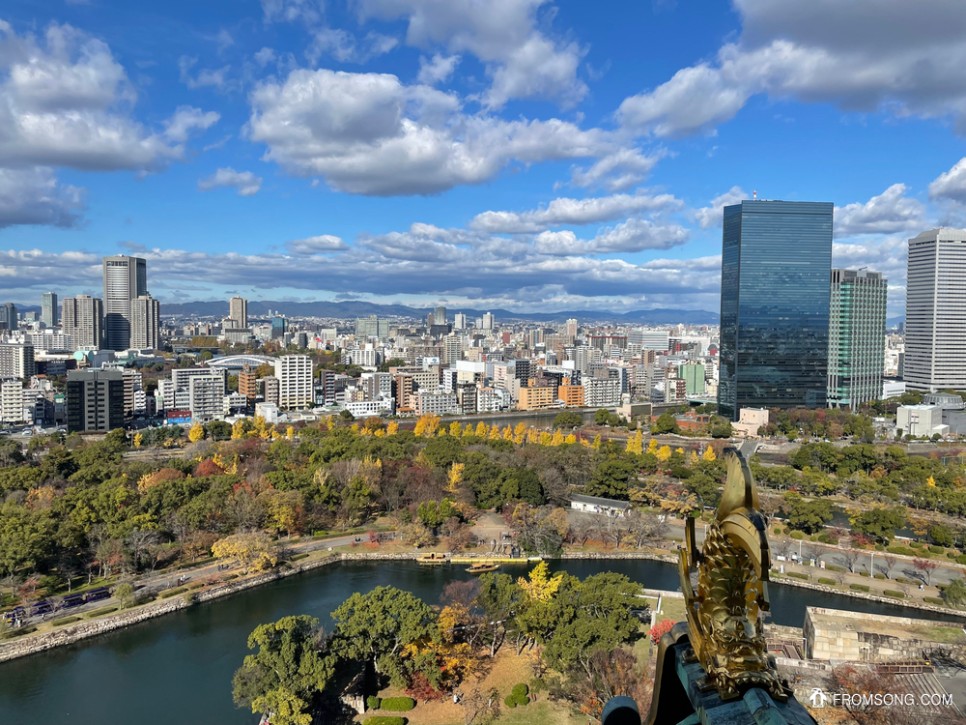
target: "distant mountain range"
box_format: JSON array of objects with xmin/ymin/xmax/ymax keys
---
[{"xmin": 156, "ymin": 300, "xmax": 720, "ymax": 325}]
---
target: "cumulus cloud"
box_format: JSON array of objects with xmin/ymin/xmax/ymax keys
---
[
  {"xmin": 692, "ymin": 186, "xmax": 748, "ymax": 228},
  {"xmin": 198, "ymin": 167, "xmax": 263, "ymax": 196},
  {"xmin": 533, "ymin": 220, "xmax": 688, "ymax": 255},
  {"xmin": 929, "ymin": 157, "xmax": 966, "ymax": 203},
  {"xmin": 0, "ymin": 22, "xmax": 180, "ymax": 171},
  {"xmin": 470, "ymin": 191, "xmax": 681, "ymax": 233},
  {"xmin": 247, "ymin": 67, "xmax": 612, "ymax": 194},
  {"xmin": 619, "ymin": 0, "xmax": 966, "ymax": 136},
  {"xmin": 834, "ymin": 183, "xmax": 925, "ymax": 236},
  {"xmin": 417, "ymin": 53, "xmax": 460, "ymax": 85},
  {"xmin": 358, "ymin": 0, "xmax": 586, "ymax": 108},
  {"xmin": 164, "ymin": 106, "xmax": 220, "ymax": 143},
  {"xmin": 287, "ymin": 234, "xmax": 347, "ymax": 254},
  {"xmin": 0, "ymin": 167, "xmax": 85, "ymax": 228},
  {"xmin": 570, "ymin": 148, "xmax": 665, "ymax": 192}
]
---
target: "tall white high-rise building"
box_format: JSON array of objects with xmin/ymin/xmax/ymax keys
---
[
  {"xmin": 41, "ymin": 292, "xmax": 58, "ymax": 328},
  {"xmin": 103, "ymin": 255, "xmax": 147, "ymax": 350},
  {"xmin": 453, "ymin": 312, "xmax": 466, "ymax": 330},
  {"xmin": 131, "ymin": 294, "xmax": 160, "ymax": 349},
  {"xmin": 481, "ymin": 312, "xmax": 494, "ymax": 331},
  {"xmin": 62, "ymin": 295, "xmax": 103, "ymax": 349},
  {"xmin": 905, "ymin": 228, "xmax": 966, "ymax": 391},
  {"xmin": 228, "ymin": 296, "xmax": 248, "ymax": 328},
  {"xmin": 275, "ymin": 355, "xmax": 314, "ymax": 409}
]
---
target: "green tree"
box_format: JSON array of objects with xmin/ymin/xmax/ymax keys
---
[
  {"xmin": 553, "ymin": 411, "xmax": 583, "ymax": 429},
  {"xmin": 942, "ymin": 578, "xmax": 966, "ymax": 607},
  {"xmin": 651, "ymin": 412, "xmax": 679, "ymax": 435},
  {"xmin": 783, "ymin": 494, "xmax": 833, "ymax": 534},
  {"xmin": 928, "ymin": 523, "xmax": 956, "ymax": 548},
  {"xmin": 586, "ymin": 456, "xmax": 637, "ymax": 499},
  {"xmin": 232, "ymin": 615, "xmax": 335, "ymax": 725},
  {"xmin": 331, "ymin": 586, "xmax": 437, "ymax": 686},
  {"xmin": 850, "ymin": 506, "xmax": 906, "ymax": 543},
  {"xmin": 707, "ymin": 416, "xmax": 732, "ymax": 439}
]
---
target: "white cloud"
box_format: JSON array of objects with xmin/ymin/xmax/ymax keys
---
[
  {"xmin": 417, "ymin": 53, "xmax": 460, "ymax": 85},
  {"xmin": 287, "ymin": 234, "xmax": 347, "ymax": 254},
  {"xmin": 570, "ymin": 148, "xmax": 665, "ymax": 192},
  {"xmin": 164, "ymin": 106, "xmax": 220, "ymax": 143},
  {"xmin": 693, "ymin": 186, "xmax": 748, "ymax": 228},
  {"xmin": 307, "ymin": 29, "xmax": 398, "ymax": 65},
  {"xmin": 619, "ymin": 0, "xmax": 966, "ymax": 136},
  {"xmin": 261, "ymin": 0, "xmax": 324, "ymax": 25},
  {"xmin": 198, "ymin": 168, "xmax": 263, "ymax": 196},
  {"xmin": 358, "ymin": 0, "xmax": 586, "ymax": 108},
  {"xmin": 0, "ymin": 167, "xmax": 84, "ymax": 228},
  {"xmin": 247, "ymin": 67, "xmax": 612, "ymax": 194},
  {"xmin": 178, "ymin": 56, "xmax": 230, "ymax": 90},
  {"xmin": 533, "ymin": 220, "xmax": 688, "ymax": 255},
  {"xmin": 835, "ymin": 183, "xmax": 925, "ymax": 236},
  {"xmin": 470, "ymin": 191, "xmax": 681, "ymax": 233},
  {"xmin": 929, "ymin": 157, "xmax": 966, "ymax": 203}
]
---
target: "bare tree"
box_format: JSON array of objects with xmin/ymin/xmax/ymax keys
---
[
  {"xmin": 879, "ymin": 553, "xmax": 897, "ymax": 579},
  {"xmin": 842, "ymin": 548, "xmax": 861, "ymax": 574},
  {"xmin": 913, "ymin": 557, "xmax": 939, "ymax": 586}
]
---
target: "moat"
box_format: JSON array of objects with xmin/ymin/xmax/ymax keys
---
[{"xmin": 1, "ymin": 558, "xmax": 961, "ymax": 725}]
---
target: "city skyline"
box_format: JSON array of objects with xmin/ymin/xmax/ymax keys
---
[{"xmin": 3, "ymin": 2, "xmax": 966, "ymax": 314}]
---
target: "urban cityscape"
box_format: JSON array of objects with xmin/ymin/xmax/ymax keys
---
[{"xmin": 3, "ymin": 2, "xmax": 966, "ymax": 725}]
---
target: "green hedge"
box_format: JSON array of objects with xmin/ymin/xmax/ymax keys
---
[
  {"xmin": 895, "ymin": 577, "xmax": 917, "ymax": 585},
  {"xmin": 785, "ymin": 571, "xmax": 809, "ymax": 580},
  {"xmin": 818, "ymin": 577, "xmax": 837, "ymax": 586},
  {"xmin": 883, "ymin": 590, "xmax": 905, "ymax": 598},
  {"xmin": 924, "ymin": 596, "xmax": 946, "ymax": 606},
  {"xmin": 825, "ymin": 564, "xmax": 845, "ymax": 573},
  {"xmin": 52, "ymin": 615, "xmax": 82, "ymax": 626},
  {"xmin": 957, "ymin": 554, "xmax": 966, "ymax": 566},
  {"xmin": 159, "ymin": 587, "xmax": 188, "ymax": 598},
  {"xmin": 364, "ymin": 718, "xmax": 406, "ymax": 725},
  {"xmin": 366, "ymin": 696, "xmax": 382, "ymax": 711},
  {"xmin": 928, "ymin": 545, "xmax": 945, "ymax": 554},
  {"xmin": 790, "ymin": 531, "xmax": 804, "ymax": 540},
  {"xmin": 381, "ymin": 697, "xmax": 415, "ymax": 712},
  {"xmin": 849, "ymin": 583, "xmax": 870, "ymax": 593},
  {"xmin": 887, "ymin": 546, "xmax": 915, "ymax": 557},
  {"xmin": 291, "ymin": 553, "xmax": 310, "ymax": 561},
  {"xmin": 84, "ymin": 606, "xmax": 118, "ymax": 618},
  {"xmin": 1, "ymin": 625, "xmax": 36, "ymax": 639}
]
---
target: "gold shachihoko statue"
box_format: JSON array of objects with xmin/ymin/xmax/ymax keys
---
[{"xmin": 679, "ymin": 449, "xmax": 790, "ymax": 701}]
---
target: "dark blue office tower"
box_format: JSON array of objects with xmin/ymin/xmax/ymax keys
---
[{"xmin": 718, "ymin": 200, "xmax": 833, "ymax": 420}]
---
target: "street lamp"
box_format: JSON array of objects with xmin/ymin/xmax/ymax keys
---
[{"xmin": 869, "ymin": 550, "xmax": 875, "ymax": 579}]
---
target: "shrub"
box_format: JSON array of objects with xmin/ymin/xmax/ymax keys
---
[
  {"xmin": 772, "ymin": 527, "xmax": 782, "ymax": 536},
  {"xmin": 367, "ymin": 696, "xmax": 382, "ymax": 711},
  {"xmin": 160, "ymin": 587, "xmax": 188, "ymax": 598},
  {"xmin": 85, "ymin": 606, "xmax": 118, "ymax": 618},
  {"xmin": 883, "ymin": 589, "xmax": 904, "ymax": 598},
  {"xmin": 790, "ymin": 531, "xmax": 804, "ymax": 540},
  {"xmin": 887, "ymin": 546, "xmax": 915, "ymax": 557},
  {"xmin": 0, "ymin": 625, "xmax": 36, "ymax": 639},
  {"xmin": 909, "ymin": 541, "xmax": 923, "ymax": 549},
  {"xmin": 849, "ymin": 583, "xmax": 870, "ymax": 592},
  {"xmin": 381, "ymin": 697, "xmax": 416, "ymax": 712},
  {"xmin": 924, "ymin": 596, "xmax": 946, "ymax": 606},
  {"xmin": 818, "ymin": 577, "xmax": 836, "ymax": 585},
  {"xmin": 957, "ymin": 554, "xmax": 966, "ymax": 566},
  {"xmin": 363, "ymin": 718, "xmax": 406, "ymax": 725},
  {"xmin": 785, "ymin": 571, "xmax": 809, "ymax": 580},
  {"xmin": 504, "ymin": 683, "xmax": 529, "ymax": 708},
  {"xmin": 928, "ymin": 545, "xmax": 944, "ymax": 554},
  {"xmin": 52, "ymin": 615, "xmax": 82, "ymax": 626},
  {"xmin": 896, "ymin": 577, "xmax": 917, "ymax": 585},
  {"xmin": 291, "ymin": 553, "xmax": 310, "ymax": 561},
  {"xmin": 825, "ymin": 564, "xmax": 845, "ymax": 573}
]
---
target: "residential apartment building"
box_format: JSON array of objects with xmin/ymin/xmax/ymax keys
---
[
  {"xmin": 0, "ymin": 344, "xmax": 35, "ymax": 380},
  {"xmin": 66, "ymin": 369, "xmax": 124, "ymax": 432},
  {"xmin": 275, "ymin": 355, "xmax": 314, "ymax": 409},
  {"xmin": 41, "ymin": 292, "xmax": 58, "ymax": 328},
  {"xmin": 62, "ymin": 295, "xmax": 103, "ymax": 348},
  {"xmin": 131, "ymin": 294, "xmax": 160, "ymax": 349}
]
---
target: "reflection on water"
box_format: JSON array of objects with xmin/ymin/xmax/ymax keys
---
[{"xmin": 1, "ymin": 559, "xmax": 961, "ymax": 725}]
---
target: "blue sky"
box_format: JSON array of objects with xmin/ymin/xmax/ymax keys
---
[{"xmin": 2, "ymin": 0, "xmax": 966, "ymax": 315}]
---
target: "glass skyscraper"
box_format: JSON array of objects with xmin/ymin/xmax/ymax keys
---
[
  {"xmin": 827, "ymin": 269, "xmax": 887, "ymax": 411},
  {"xmin": 718, "ymin": 200, "xmax": 833, "ymax": 420}
]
